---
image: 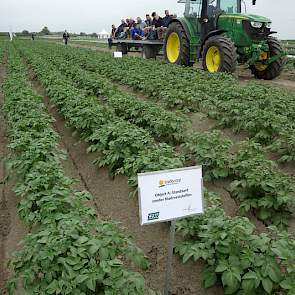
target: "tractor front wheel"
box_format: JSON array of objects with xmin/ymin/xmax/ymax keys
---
[
  {"xmin": 250, "ymin": 37, "xmax": 284, "ymax": 80},
  {"xmin": 202, "ymin": 36, "xmax": 237, "ymax": 73},
  {"xmin": 163, "ymin": 22, "xmax": 191, "ymax": 66}
]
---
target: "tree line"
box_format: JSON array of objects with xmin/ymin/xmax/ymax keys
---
[{"xmin": 0, "ymin": 26, "xmax": 98, "ymax": 37}]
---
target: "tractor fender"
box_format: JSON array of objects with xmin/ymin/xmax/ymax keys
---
[
  {"xmin": 200, "ymin": 29, "xmax": 227, "ymax": 56},
  {"xmin": 168, "ymin": 18, "xmax": 199, "ymax": 62}
]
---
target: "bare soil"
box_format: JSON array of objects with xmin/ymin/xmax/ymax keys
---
[
  {"xmin": 27, "ymin": 67, "xmax": 223, "ymax": 295},
  {"xmin": 237, "ymin": 67, "xmax": 295, "ymax": 89}
]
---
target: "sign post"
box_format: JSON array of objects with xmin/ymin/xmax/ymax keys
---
[
  {"xmin": 138, "ymin": 166, "xmax": 204, "ymax": 295},
  {"xmin": 164, "ymin": 220, "xmax": 176, "ymax": 295}
]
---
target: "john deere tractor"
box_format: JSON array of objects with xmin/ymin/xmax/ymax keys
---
[{"xmin": 164, "ymin": 0, "xmax": 285, "ymax": 79}]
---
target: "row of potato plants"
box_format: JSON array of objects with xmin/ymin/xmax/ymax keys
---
[
  {"xmin": 33, "ymin": 41, "xmax": 295, "ymax": 162},
  {"xmin": 26, "ymin": 45, "xmax": 191, "ymax": 145},
  {"xmin": 3, "ymin": 46, "xmax": 155, "ymax": 295},
  {"xmin": 16, "ymin": 42, "xmax": 295, "ymax": 294},
  {"xmin": 285, "ymin": 58, "xmax": 295, "ymax": 72},
  {"xmin": 18, "ymin": 42, "xmax": 295, "ymax": 229}
]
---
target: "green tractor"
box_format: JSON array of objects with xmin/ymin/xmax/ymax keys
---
[{"xmin": 164, "ymin": 0, "xmax": 285, "ymax": 79}]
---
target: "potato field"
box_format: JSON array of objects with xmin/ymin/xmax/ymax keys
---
[{"xmin": 1, "ymin": 39, "xmax": 295, "ymax": 295}]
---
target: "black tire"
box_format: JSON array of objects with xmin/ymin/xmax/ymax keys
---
[
  {"xmin": 250, "ymin": 37, "xmax": 284, "ymax": 80},
  {"xmin": 116, "ymin": 43, "xmax": 128, "ymax": 55},
  {"xmin": 142, "ymin": 45, "xmax": 157, "ymax": 59},
  {"xmin": 202, "ymin": 35, "xmax": 237, "ymax": 73},
  {"xmin": 163, "ymin": 22, "xmax": 191, "ymax": 66}
]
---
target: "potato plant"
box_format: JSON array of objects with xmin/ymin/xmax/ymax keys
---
[
  {"xmin": 175, "ymin": 191, "xmax": 295, "ymax": 295},
  {"xmin": 181, "ymin": 130, "xmax": 233, "ymax": 181},
  {"xmin": 230, "ymin": 140, "xmax": 295, "ymax": 228}
]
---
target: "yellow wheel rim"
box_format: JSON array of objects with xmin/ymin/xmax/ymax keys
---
[
  {"xmin": 254, "ymin": 52, "xmax": 269, "ymax": 71},
  {"xmin": 206, "ymin": 46, "xmax": 221, "ymax": 72},
  {"xmin": 166, "ymin": 32, "xmax": 180, "ymax": 63}
]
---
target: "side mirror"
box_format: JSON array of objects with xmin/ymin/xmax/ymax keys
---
[{"xmin": 252, "ymin": 0, "xmax": 256, "ymax": 4}]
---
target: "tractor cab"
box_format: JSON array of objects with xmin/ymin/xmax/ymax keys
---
[
  {"xmin": 183, "ymin": 0, "xmax": 242, "ymax": 19},
  {"xmin": 179, "ymin": 0, "xmax": 244, "ymax": 42},
  {"xmin": 164, "ymin": 0, "xmax": 285, "ymax": 79}
]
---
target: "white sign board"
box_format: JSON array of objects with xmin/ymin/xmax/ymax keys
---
[
  {"xmin": 138, "ymin": 166, "xmax": 204, "ymax": 225},
  {"xmin": 113, "ymin": 51, "xmax": 123, "ymax": 58}
]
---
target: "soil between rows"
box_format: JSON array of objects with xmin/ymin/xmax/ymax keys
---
[{"xmin": 26, "ymin": 64, "xmax": 223, "ymax": 295}]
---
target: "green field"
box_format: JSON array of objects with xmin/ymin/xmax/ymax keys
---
[{"xmin": 1, "ymin": 39, "xmax": 295, "ymax": 295}]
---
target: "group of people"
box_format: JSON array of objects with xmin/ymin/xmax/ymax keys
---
[{"xmin": 110, "ymin": 10, "xmax": 176, "ymax": 42}]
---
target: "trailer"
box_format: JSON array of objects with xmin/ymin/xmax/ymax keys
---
[{"xmin": 110, "ymin": 39, "xmax": 164, "ymax": 59}]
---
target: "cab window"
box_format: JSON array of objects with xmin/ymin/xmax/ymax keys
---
[
  {"xmin": 185, "ymin": 0, "xmax": 202, "ymax": 17},
  {"xmin": 220, "ymin": 0, "xmax": 239, "ymax": 13}
]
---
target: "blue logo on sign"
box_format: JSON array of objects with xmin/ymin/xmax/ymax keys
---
[{"xmin": 148, "ymin": 212, "xmax": 160, "ymax": 221}]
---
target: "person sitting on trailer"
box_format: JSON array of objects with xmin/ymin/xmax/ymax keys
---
[
  {"xmin": 125, "ymin": 18, "xmax": 135, "ymax": 39},
  {"xmin": 137, "ymin": 17, "xmax": 147, "ymax": 31},
  {"xmin": 144, "ymin": 14, "xmax": 153, "ymax": 36},
  {"xmin": 127, "ymin": 18, "xmax": 136, "ymax": 30},
  {"xmin": 144, "ymin": 12, "xmax": 162, "ymax": 40},
  {"xmin": 131, "ymin": 17, "xmax": 146, "ymax": 40},
  {"xmin": 153, "ymin": 12, "xmax": 167, "ymax": 40},
  {"xmin": 162, "ymin": 10, "xmax": 173, "ymax": 27},
  {"xmin": 116, "ymin": 19, "xmax": 127, "ymax": 39},
  {"xmin": 145, "ymin": 14, "xmax": 153, "ymax": 26},
  {"xmin": 151, "ymin": 12, "xmax": 163, "ymax": 28}
]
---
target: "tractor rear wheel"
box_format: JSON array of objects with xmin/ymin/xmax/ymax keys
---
[
  {"xmin": 202, "ymin": 36, "xmax": 237, "ymax": 73},
  {"xmin": 250, "ymin": 37, "xmax": 284, "ymax": 80},
  {"xmin": 163, "ymin": 22, "xmax": 191, "ymax": 66}
]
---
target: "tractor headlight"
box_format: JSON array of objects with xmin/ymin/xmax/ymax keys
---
[
  {"xmin": 251, "ymin": 21, "xmax": 263, "ymax": 28},
  {"xmin": 266, "ymin": 22, "xmax": 272, "ymax": 29}
]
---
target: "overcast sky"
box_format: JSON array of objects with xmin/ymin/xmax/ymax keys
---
[{"xmin": 0, "ymin": 0, "xmax": 294, "ymax": 39}]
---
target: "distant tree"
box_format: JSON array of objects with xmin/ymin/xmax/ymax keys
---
[
  {"xmin": 22, "ymin": 30, "xmax": 30, "ymax": 36},
  {"xmin": 91, "ymin": 32, "xmax": 98, "ymax": 38},
  {"xmin": 40, "ymin": 26, "xmax": 50, "ymax": 35},
  {"xmin": 80, "ymin": 32, "xmax": 87, "ymax": 36}
]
